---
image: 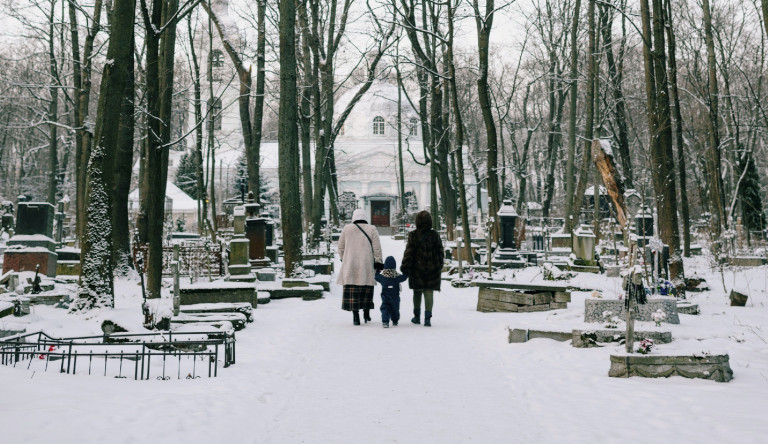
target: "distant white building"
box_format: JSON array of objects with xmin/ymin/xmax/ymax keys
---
[{"xmin": 132, "ymin": 0, "xmax": 486, "ymax": 232}]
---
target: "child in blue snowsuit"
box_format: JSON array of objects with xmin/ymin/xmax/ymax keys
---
[{"xmin": 375, "ymin": 256, "xmax": 409, "ymax": 328}]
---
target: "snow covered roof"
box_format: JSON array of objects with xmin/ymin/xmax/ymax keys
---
[
  {"xmin": 585, "ymin": 185, "xmax": 607, "ymax": 196},
  {"xmin": 128, "ymin": 182, "xmax": 199, "ymax": 212}
]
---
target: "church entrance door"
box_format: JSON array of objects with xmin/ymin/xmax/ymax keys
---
[{"xmin": 371, "ymin": 201, "xmax": 390, "ymax": 227}]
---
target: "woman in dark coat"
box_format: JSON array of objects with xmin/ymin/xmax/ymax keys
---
[{"xmin": 400, "ymin": 210, "xmax": 444, "ymax": 327}]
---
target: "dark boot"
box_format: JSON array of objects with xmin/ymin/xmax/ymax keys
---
[
  {"xmin": 363, "ymin": 309, "xmax": 371, "ymax": 323},
  {"xmin": 411, "ymin": 309, "xmax": 420, "ymax": 325},
  {"xmin": 353, "ymin": 311, "xmax": 361, "ymax": 325},
  {"xmin": 424, "ymin": 311, "xmax": 432, "ymax": 327}
]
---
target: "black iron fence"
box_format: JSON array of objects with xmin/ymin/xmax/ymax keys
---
[
  {"xmin": 133, "ymin": 242, "xmax": 225, "ymax": 277},
  {"xmin": 0, "ymin": 330, "xmax": 235, "ymax": 380}
]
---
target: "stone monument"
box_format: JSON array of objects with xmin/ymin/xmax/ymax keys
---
[
  {"xmin": 3, "ymin": 201, "xmax": 58, "ymax": 277},
  {"xmin": 228, "ymin": 205, "xmax": 255, "ymax": 282},
  {"xmin": 243, "ymin": 193, "xmax": 270, "ymax": 268}
]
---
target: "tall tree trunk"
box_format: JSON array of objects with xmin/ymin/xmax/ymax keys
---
[
  {"xmin": 702, "ymin": 0, "xmax": 726, "ymax": 238},
  {"xmin": 599, "ymin": 3, "xmax": 632, "ymax": 189},
  {"xmin": 72, "ymin": 0, "xmax": 103, "ymax": 245},
  {"xmin": 448, "ymin": 0, "xmax": 473, "ymax": 264},
  {"xmin": 279, "ymin": 0, "xmax": 304, "ymax": 275},
  {"xmin": 665, "ymin": 0, "xmax": 691, "ymax": 257},
  {"xmin": 563, "ymin": 0, "xmax": 582, "ymax": 234},
  {"xmin": 141, "ymin": 0, "xmax": 179, "ymax": 299},
  {"xmin": 111, "ymin": 13, "xmax": 136, "ymax": 272},
  {"xmin": 252, "ymin": 0, "xmax": 266, "ymax": 199},
  {"xmin": 640, "ymin": 0, "xmax": 684, "ymax": 284},
  {"xmin": 299, "ymin": 0, "xmax": 314, "ymax": 230},
  {"xmin": 188, "ymin": 17, "xmax": 207, "ymax": 234},
  {"xmin": 47, "ymin": 2, "xmax": 59, "ymax": 205},
  {"xmin": 569, "ymin": 0, "xmax": 597, "ymax": 231},
  {"xmin": 473, "ymin": 0, "xmax": 500, "ymax": 240},
  {"xmin": 79, "ymin": 0, "xmax": 135, "ymax": 309}
]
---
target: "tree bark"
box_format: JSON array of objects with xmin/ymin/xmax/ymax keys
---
[
  {"xmin": 188, "ymin": 17, "xmax": 207, "ymax": 234},
  {"xmin": 111, "ymin": 12, "xmax": 136, "ymax": 273},
  {"xmin": 279, "ymin": 0, "xmax": 304, "ymax": 275},
  {"xmin": 79, "ymin": 0, "xmax": 135, "ymax": 309},
  {"xmin": 599, "ymin": 3, "xmax": 632, "ymax": 189},
  {"xmin": 72, "ymin": 0, "xmax": 103, "ymax": 245},
  {"xmin": 702, "ymin": 0, "xmax": 726, "ymax": 238},
  {"xmin": 664, "ymin": 0, "xmax": 691, "ymax": 257},
  {"xmin": 473, "ymin": 0, "xmax": 501, "ymax": 241},
  {"xmin": 569, "ymin": 0, "xmax": 596, "ymax": 231},
  {"xmin": 47, "ymin": 2, "xmax": 59, "ymax": 205},
  {"xmin": 563, "ymin": 0, "xmax": 582, "ymax": 234},
  {"xmin": 448, "ymin": 0, "xmax": 473, "ymax": 264}
]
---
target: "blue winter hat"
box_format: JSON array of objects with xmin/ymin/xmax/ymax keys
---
[{"xmin": 384, "ymin": 256, "xmax": 397, "ymax": 269}]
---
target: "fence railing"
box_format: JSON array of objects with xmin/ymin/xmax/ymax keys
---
[
  {"xmin": 133, "ymin": 242, "xmax": 225, "ymax": 277},
  {"xmin": 0, "ymin": 330, "xmax": 235, "ymax": 380}
]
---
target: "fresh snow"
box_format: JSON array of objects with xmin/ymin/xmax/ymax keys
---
[{"xmin": 1, "ymin": 237, "xmax": 767, "ymax": 443}]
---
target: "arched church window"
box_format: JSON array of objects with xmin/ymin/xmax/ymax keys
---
[
  {"xmin": 409, "ymin": 118, "xmax": 419, "ymax": 136},
  {"xmin": 373, "ymin": 116, "xmax": 385, "ymax": 135}
]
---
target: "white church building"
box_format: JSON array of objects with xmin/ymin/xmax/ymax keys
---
[{"xmin": 133, "ymin": 0, "xmax": 486, "ymax": 231}]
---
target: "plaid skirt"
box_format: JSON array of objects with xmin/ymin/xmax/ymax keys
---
[{"xmin": 341, "ymin": 285, "xmax": 374, "ymax": 311}]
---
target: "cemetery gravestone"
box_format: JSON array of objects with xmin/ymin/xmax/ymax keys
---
[{"xmin": 3, "ymin": 202, "xmax": 58, "ymax": 277}]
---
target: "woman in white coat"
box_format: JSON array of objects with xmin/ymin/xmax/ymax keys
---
[{"xmin": 337, "ymin": 208, "xmax": 383, "ymax": 325}]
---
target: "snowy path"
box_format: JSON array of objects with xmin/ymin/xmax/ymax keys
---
[{"xmin": 2, "ymin": 236, "xmax": 768, "ymax": 443}]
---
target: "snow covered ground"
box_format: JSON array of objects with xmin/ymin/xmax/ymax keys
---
[{"xmin": 2, "ymin": 236, "xmax": 768, "ymax": 443}]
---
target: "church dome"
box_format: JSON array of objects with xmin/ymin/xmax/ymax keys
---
[{"xmin": 334, "ymin": 80, "xmax": 420, "ymax": 142}]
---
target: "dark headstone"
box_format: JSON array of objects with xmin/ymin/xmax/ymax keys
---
[
  {"xmin": 15, "ymin": 202, "xmax": 54, "ymax": 237},
  {"xmin": 498, "ymin": 200, "xmax": 518, "ymax": 249},
  {"xmin": 729, "ymin": 290, "xmax": 748, "ymax": 307}
]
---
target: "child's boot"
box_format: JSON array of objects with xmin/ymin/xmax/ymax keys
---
[
  {"xmin": 424, "ymin": 311, "xmax": 432, "ymax": 327},
  {"xmin": 363, "ymin": 309, "xmax": 371, "ymax": 323},
  {"xmin": 383, "ymin": 322, "xmax": 389, "ymax": 328},
  {"xmin": 353, "ymin": 311, "xmax": 361, "ymax": 325},
  {"xmin": 411, "ymin": 309, "xmax": 420, "ymax": 325}
]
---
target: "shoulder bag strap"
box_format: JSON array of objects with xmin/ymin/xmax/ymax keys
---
[{"xmin": 354, "ymin": 222, "xmax": 376, "ymax": 262}]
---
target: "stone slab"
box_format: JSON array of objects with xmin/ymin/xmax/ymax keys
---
[
  {"xmin": 26, "ymin": 293, "xmax": 70, "ymax": 306},
  {"xmin": 179, "ymin": 284, "xmax": 257, "ymax": 306},
  {"xmin": 508, "ymin": 328, "xmax": 572, "ymax": 343},
  {"xmin": 676, "ymin": 302, "xmax": 700, "ymax": 315},
  {"xmin": 179, "ymin": 302, "xmax": 254, "ymax": 322},
  {"xmin": 256, "ymin": 291, "xmax": 271, "ymax": 304},
  {"xmin": 56, "ymin": 260, "xmax": 81, "ymax": 276},
  {"xmin": 608, "ymin": 353, "xmax": 733, "ymax": 382},
  {"xmin": 0, "ymin": 301, "xmax": 13, "ymax": 318},
  {"xmin": 729, "ymin": 290, "xmax": 748, "ymax": 307},
  {"xmin": 471, "ymin": 279, "xmax": 569, "ymax": 292},
  {"xmin": 518, "ymin": 304, "xmax": 552, "ymax": 313},
  {"xmin": 572, "ymin": 329, "xmax": 672, "ymax": 348},
  {"xmin": 2, "ymin": 249, "xmax": 58, "ymax": 277},
  {"xmin": 256, "ymin": 269, "xmax": 276, "ymax": 282},
  {"xmin": 554, "ymin": 291, "xmax": 571, "ymax": 303},
  {"xmin": 282, "ymin": 279, "xmax": 309, "ymax": 288},
  {"xmin": 261, "ymin": 285, "xmax": 324, "ymax": 301},
  {"xmin": 727, "ymin": 256, "xmax": 767, "ymax": 267},
  {"xmin": 533, "ymin": 292, "xmax": 553, "ymax": 305},
  {"xmin": 570, "ymin": 264, "xmax": 601, "ymax": 274},
  {"xmin": 549, "ymin": 302, "xmax": 568, "ymax": 310},
  {"xmin": 171, "ymin": 312, "xmax": 248, "ymax": 331},
  {"xmin": 477, "ymin": 299, "xmax": 519, "ymax": 313},
  {"xmin": 584, "ymin": 298, "xmax": 680, "ymax": 324}
]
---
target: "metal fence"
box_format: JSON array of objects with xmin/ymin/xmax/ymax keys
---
[
  {"xmin": 133, "ymin": 242, "xmax": 225, "ymax": 277},
  {"xmin": 0, "ymin": 330, "xmax": 236, "ymax": 380}
]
